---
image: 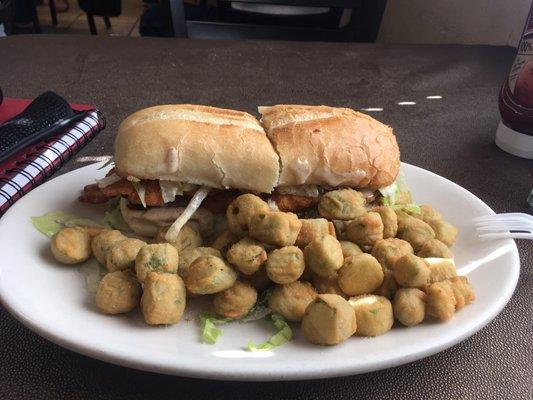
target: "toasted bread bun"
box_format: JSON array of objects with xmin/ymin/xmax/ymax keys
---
[
  {"xmin": 258, "ymin": 105, "xmax": 400, "ymax": 189},
  {"xmin": 114, "ymin": 105, "xmax": 280, "ymax": 193}
]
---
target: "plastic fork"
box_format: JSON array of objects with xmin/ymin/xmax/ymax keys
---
[{"xmin": 474, "ymin": 213, "xmax": 533, "ymax": 240}]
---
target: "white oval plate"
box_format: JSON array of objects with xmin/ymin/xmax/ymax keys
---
[{"xmin": 0, "ymin": 163, "xmax": 520, "ymax": 381}]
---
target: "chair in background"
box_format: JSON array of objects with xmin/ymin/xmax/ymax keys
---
[
  {"xmin": 164, "ymin": 0, "xmax": 386, "ymax": 42},
  {"xmin": 78, "ymin": 0, "xmax": 121, "ymax": 34},
  {"xmin": 0, "ymin": 0, "xmax": 13, "ymax": 34}
]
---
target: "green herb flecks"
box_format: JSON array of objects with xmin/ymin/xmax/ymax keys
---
[{"xmin": 147, "ymin": 254, "xmax": 164, "ymax": 271}]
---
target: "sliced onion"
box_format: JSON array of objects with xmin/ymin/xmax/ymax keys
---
[
  {"xmin": 96, "ymin": 173, "xmax": 122, "ymax": 188},
  {"xmin": 165, "ymin": 186, "xmax": 211, "ymax": 241}
]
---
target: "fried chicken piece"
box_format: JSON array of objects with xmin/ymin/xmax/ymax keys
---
[{"xmin": 272, "ymin": 193, "xmax": 318, "ymax": 212}]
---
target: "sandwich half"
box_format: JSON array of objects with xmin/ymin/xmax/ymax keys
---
[{"xmin": 80, "ymin": 104, "xmax": 401, "ymax": 238}]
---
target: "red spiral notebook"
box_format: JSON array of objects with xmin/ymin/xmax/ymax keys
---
[{"xmin": 0, "ymin": 98, "xmax": 106, "ymax": 216}]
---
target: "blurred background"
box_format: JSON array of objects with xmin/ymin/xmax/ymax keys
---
[{"xmin": 0, "ymin": 0, "xmax": 530, "ymax": 45}]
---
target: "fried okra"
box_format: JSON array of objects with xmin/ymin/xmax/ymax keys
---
[
  {"xmin": 304, "ymin": 234, "xmax": 344, "ymax": 277},
  {"xmin": 371, "ymin": 238, "xmax": 414, "ymax": 271},
  {"xmin": 338, "ymin": 254, "xmax": 384, "ymax": 296},
  {"xmin": 312, "ymin": 273, "xmax": 346, "ymax": 297},
  {"xmin": 96, "ymin": 270, "xmax": 141, "ymax": 314},
  {"xmin": 266, "ymin": 246, "xmax": 305, "ymax": 284},
  {"xmin": 427, "ymin": 258, "xmax": 457, "ymax": 283},
  {"xmin": 302, "ymin": 294, "xmax": 357, "ymax": 345},
  {"xmin": 156, "ymin": 223, "xmax": 202, "ymax": 253},
  {"xmin": 348, "ymin": 295, "xmax": 393, "ymax": 337},
  {"xmin": 296, "ymin": 218, "xmax": 336, "ymax": 247},
  {"xmin": 419, "ymin": 205, "xmax": 442, "ymax": 222},
  {"xmin": 318, "ymin": 189, "xmax": 366, "ymax": 220},
  {"xmin": 427, "ymin": 219, "xmax": 458, "ymax": 247},
  {"xmin": 425, "ymin": 281, "xmax": 456, "ymax": 320},
  {"xmin": 417, "ymin": 238, "xmax": 453, "ymax": 258},
  {"xmin": 51, "ymin": 227, "xmax": 92, "ymax": 264},
  {"xmin": 393, "ymin": 288, "xmax": 426, "ymax": 326},
  {"xmin": 340, "ymin": 241, "xmax": 363, "ymax": 259},
  {"xmin": 211, "ymin": 229, "xmax": 240, "ymax": 255},
  {"xmin": 268, "ymin": 281, "xmax": 317, "ymax": 322},
  {"xmin": 393, "ymin": 254, "xmax": 431, "ymax": 289},
  {"xmin": 91, "ymin": 230, "xmax": 126, "ymax": 264},
  {"xmin": 449, "ymin": 276, "xmax": 475, "ymax": 309},
  {"xmin": 141, "ymin": 272, "xmax": 186, "ymax": 325},
  {"xmin": 226, "ymin": 194, "xmax": 270, "ymax": 236},
  {"xmin": 178, "ymin": 247, "xmax": 222, "ymax": 279},
  {"xmin": 249, "ymin": 211, "xmax": 302, "ymax": 247},
  {"xmin": 105, "ymin": 238, "xmax": 146, "ymax": 272},
  {"xmin": 242, "ymin": 268, "xmax": 272, "ymax": 293},
  {"xmin": 346, "ymin": 212, "xmax": 384, "ymax": 247},
  {"xmin": 373, "ymin": 205, "xmax": 398, "ymax": 238},
  {"xmin": 213, "ymin": 281, "xmax": 258, "ymax": 319},
  {"xmin": 135, "ymin": 243, "xmax": 179, "ymax": 283},
  {"xmin": 226, "ymin": 237, "xmax": 267, "ymax": 275},
  {"xmin": 398, "ymin": 220, "xmax": 435, "ymax": 251},
  {"xmin": 184, "ymin": 255, "xmax": 237, "ymax": 294},
  {"xmin": 373, "ymin": 269, "xmax": 399, "ymax": 300}
]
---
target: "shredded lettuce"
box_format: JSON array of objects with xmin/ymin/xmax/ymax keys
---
[
  {"xmin": 31, "ymin": 211, "xmax": 104, "ymax": 237},
  {"xmin": 78, "ymin": 259, "xmax": 107, "ymax": 294},
  {"xmin": 131, "ymin": 181, "xmax": 147, "ymax": 208},
  {"xmin": 198, "ymin": 289, "xmax": 273, "ymax": 344},
  {"xmin": 103, "ymin": 197, "xmax": 132, "ymax": 232},
  {"xmin": 247, "ymin": 314, "xmax": 293, "ymax": 352},
  {"xmin": 97, "ymin": 157, "xmax": 115, "ymax": 170},
  {"xmin": 379, "ymin": 171, "xmax": 414, "ymax": 207},
  {"xmin": 199, "ymin": 314, "xmax": 231, "ymax": 344}
]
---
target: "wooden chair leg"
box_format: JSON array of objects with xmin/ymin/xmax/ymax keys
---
[
  {"xmin": 103, "ymin": 15, "xmax": 111, "ymax": 29},
  {"xmin": 48, "ymin": 0, "xmax": 58, "ymax": 26},
  {"xmin": 86, "ymin": 12, "xmax": 97, "ymax": 34}
]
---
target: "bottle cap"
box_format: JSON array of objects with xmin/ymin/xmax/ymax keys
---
[{"xmin": 495, "ymin": 121, "xmax": 533, "ymax": 159}]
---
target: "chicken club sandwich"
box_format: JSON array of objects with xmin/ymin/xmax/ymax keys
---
[{"xmin": 80, "ymin": 104, "xmax": 401, "ymax": 242}]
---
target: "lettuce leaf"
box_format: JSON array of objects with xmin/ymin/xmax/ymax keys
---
[
  {"xmin": 78, "ymin": 258, "xmax": 107, "ymax": 294},
  {"xmin": 198, "ymin": 289, "xmax": 273, "ymax": 344},
  {"xmin": 379, "ymin": 171, "xmax": 414, "ymax": 207},
  {"xmin": 31, "ymin": 211, "xmax": 104, "ymax": 237},
  {"xmin": 199, "ymin": 314, "xmax": 231, "ymax": 344},
  {"xmin": 247, "ymin": 314, "xmax": 293, "ymax": 352},
  {"xmin": 103, "ymin": 197, "xmax": 131, "ymax": 232}
]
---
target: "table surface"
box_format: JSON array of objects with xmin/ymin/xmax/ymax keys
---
[{"xmin": 1, "ymin": 35, "xmax": 532, "ymax": 400}]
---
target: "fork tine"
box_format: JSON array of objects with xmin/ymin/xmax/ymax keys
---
[
  {"xmin": 476, "ymin": 225, "xmax": 532, "ymax": 232},
  {"xmin": 474, "ymin": 213, "xmax": 533, "ymax": 222},
  {"xmin": 478, "ymin": 232, "xmax": 533, "ymax": 240}
]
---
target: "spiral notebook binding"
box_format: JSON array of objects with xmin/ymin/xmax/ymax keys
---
[{"xmin": 0, "ymin": 110, "xmax": 106, "ymax": 216}]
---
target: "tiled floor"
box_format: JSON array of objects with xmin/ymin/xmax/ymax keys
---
[{"xmin": 36, "ymin": 0, "xmax": 143, "ymax": 36}]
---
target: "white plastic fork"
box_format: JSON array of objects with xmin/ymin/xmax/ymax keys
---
[{"xmin": 474, "ymin": 213, "xmax": 533, "ymax": 240}]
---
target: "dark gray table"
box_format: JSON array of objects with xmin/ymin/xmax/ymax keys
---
[{"xmin": 1, "ymin": 35, "xmax": 532, "ymax": 399}]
